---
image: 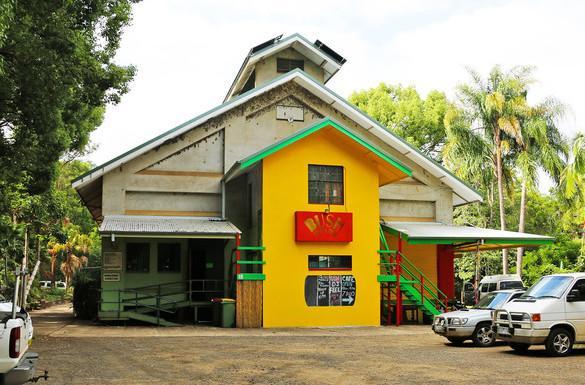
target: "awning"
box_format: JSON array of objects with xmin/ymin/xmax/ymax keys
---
[
  {"xmin": 100, "ymin": 215, "xmax": 241, "ymax": 239},
  {"xmin": 382, "ymin": 221, "xmax": 554, "ymax": 253}
]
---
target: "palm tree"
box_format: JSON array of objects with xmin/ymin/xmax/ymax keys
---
[
  {"xmin": 515, "ymin": 99, "xmax": 568, "ymax": 277},
  {"xmin": 446, "ymin": 66, "xmax": 532, "ymax": 273},
  {"xmin": 561, "ymin": 133, "xmax": 585, "ymax": 200}
]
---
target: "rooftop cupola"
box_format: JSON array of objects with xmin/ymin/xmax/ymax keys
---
[{"xmin": 224, "ymin": 33, "xmax": 346, "ymax": 102}]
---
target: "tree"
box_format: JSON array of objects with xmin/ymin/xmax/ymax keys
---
[
  {"xmin": 349, "ymin": 84, "xmax": 452, "ymax": 161},
  {"xmin": 445, "ymin": 66, "xmax": 532, "ymax": 274},
  {"xmin": 561, "ymin": 133, "xmax": 585, "ymax": 201},
  {"xmin": 0, "ymin": 1, "xmax": 138, "ymax": 304},
  {"xmin": 514, "ymin": 99, "xmax": 568, "ymax": 276},
  {"xmin": 0, "ymin": 0, "xmax": 138, "ymax": 196}
]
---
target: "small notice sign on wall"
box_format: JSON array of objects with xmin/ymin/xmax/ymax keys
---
[
  {"xmin": 103, "ymin": 252, "xmax": 122, "ymax": 270},
  {"xmin": 103, "ymin": 273, "xmax": 120, "ymax": 282}
]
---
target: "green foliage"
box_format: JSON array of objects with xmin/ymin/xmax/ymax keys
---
[
  {"xmin": 522, "ymin": 239, "xmax": 583, "ymax": 286},
  {"xmin": 0, "ymin": 0, "xmax": 138, "ymax": 195},
  {"xmin": 0, "ymin": 1, "xmax": 138, "ymax": 305},
  {"xmin": 349, "ymin": 84, "xmax": 452, "ymax": 161}
]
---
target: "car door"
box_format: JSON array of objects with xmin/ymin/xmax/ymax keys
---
[{"xmin": 565, "ymin": 278, "xmax": 585, "ymax": 342}]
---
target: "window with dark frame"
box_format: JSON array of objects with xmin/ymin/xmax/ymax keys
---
[
  {"xmin": 157, "ymin": 243, "xmax": 181, "ymax": 272},
  {"xmin": 276, "ymin": 58, "xmax": 304, "ymax": 73},
  {"xmin": 569, "ymin": 279, "xmax": 585, "ymax": 301},
  {"xmin": 308, "ymin": 255, "xmax": 352, "ymax": 270},
  {"xmin": 308, "ymin": 165, "xmax": 344, "ymax": 204},
  {"xmin": 126, "ymin": 243, "xmax": 150, "ymax": 273}
]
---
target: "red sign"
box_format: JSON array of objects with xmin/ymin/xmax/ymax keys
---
[{"xmin": 295, "ymin": 211, "xmax": 353, "ymax": 242}]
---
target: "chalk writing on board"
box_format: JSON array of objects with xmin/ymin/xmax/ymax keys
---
[
  {"xmin": 317, "ymin": 275, "xmax": 330, "ymax": 306},
  {"xmin": 341, "ymin": 275, "xmax": 356, "ymax": 306},
  {"xmin": 329, "ymin": 275, "xmax": 342, "ymax": 306}
]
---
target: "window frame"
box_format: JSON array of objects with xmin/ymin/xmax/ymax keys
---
[
  {"xmin": 125, "ymin": 242, "xmax": 150, "ymax": 273},
  {"xmin": 568, "ymin": 279, "xmax": 585, "ymax": 302},
  {"xmin": 308, "ymin": 164, "xmax": 345, "ymax": 205},
  {"xmin": 308, "ymin": 255, "xmax": 352, "ymax": 271},
  {"xmin": 276, "ymin": 58, "xmax": 304, "ymax": 73}
]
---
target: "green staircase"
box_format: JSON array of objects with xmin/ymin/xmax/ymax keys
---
[{"xmin": 377, "ymin": 225, "xmax": 448, "ymax": 322}]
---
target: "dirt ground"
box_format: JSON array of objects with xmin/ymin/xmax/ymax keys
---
[{"xmin": 30, "ymin": 304, "xmax": 585, "ymax": 385}]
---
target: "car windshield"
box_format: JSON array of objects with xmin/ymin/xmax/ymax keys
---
[
  {"xmin": 499, "ymin": 281, "xmax": 524, "ymax": 290},
  {"xmin": 473, "ymin": 292, "xmax": 509, "ymax": 309},
  {"xmin": 522, "ymin": 276, "xmax": 573, "ymax": 299}
]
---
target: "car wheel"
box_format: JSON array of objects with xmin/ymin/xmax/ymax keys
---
[
  {"xmin": 447, "ymin": 337, "xmax": 466, "ymax": 346},
  {"xmin": 472, "ymin": 324, "xmax": 496, "ymax": 347},
  {"xmin": 545, "ymin": 328, "xmax": 573, "ymax": 357},
  {"xmin": 509, "ymin": 343, "xmax": 530, "ymax": 353}
]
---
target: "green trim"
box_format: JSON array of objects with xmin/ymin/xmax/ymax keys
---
[
  {"xmin": 239, "ymin": 118, "xmax": 412, "ymax": 176},
  {"xmin": 377, "ymin": 275, "xmax": 396, "ymax": 283},
  {"xmin": 484, "ymin": 238, "xmax": 554, "ymax": 245},
  {"xmin": 377, "ymin": 250, "xmax": 396, "ymax": 254},
  {"xmin": 236, "ymin": 260, "xmax": 266, "ymax": 265},
  {"xmin": 237, "ymin": 246, "xmax": 266, "ymax": 251},
  {"xmin": 406, "ymin": 238, "xmax": 463, "ymax": 245},
  {"xmin": 405, "ymin": 237, "xmax": 553, "ymax": 245},
  {"xmin": 237, "ymin": 273, "xmax": 266, "ymax": 281},
  {"xmin": 380, "ymin": 223, "xmax": 399, "ymax": 236},
  {"xmin": 377, "ymin": 275, "xmax": 417, "ymax": 284}
]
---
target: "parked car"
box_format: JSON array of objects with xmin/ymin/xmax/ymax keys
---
[
  {"xmin": 494, "ymin": 273, "xmax": 585, "ymax": 356},
  {"xmin": 478, "ymin": 274, "xmax": 524, "ymax": 300},
  {"xmin": 432, "ymin": 289, "xmax": 525, "ymax": 347},
  {"xmin": 54, "ymin": 281, "xmax": 66, "ymax": 290},
  {"xmin": 39, "ymin": 281, "xmax": 51, "ymax": 290},
  {"xmin": 0, "ymin": 267, "xmax": 47, "ymax": 384}
]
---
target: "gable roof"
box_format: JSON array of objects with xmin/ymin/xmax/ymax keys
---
[
  {"xmin": 72, "ymin": 68, "xmax": 482, "ymax": 206},
  {"xmin": 223, "ymin": 117, "xmax": 412, "ymax": 184},
  {"xmin": 224, "ymin": 33, "xmax": 346, "ymax": 102}
]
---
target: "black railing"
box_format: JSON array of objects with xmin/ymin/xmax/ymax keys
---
[{"xmin": 100, "ymin": 279, "xmax": 226, "ymax": 326}]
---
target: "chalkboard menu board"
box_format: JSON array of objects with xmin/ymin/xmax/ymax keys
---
[{"xmin": 305, "ymin": 275, "xmax": 356, "ymax": 307}]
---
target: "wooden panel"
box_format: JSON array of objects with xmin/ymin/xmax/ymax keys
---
[
  {"xmin": 125, "ymin": 210, "xmax": 220, "ymax": 217},
  {"xmin": 135, "ymin": 170, "xmax": 224, "ymax": 177},
  {"xmin": 381, "ymin": 216, "xmax": 435, "ymax": 222},
  {"xmin": 236, "ymin": 281, "xmax": 263, "ymax": 328}
]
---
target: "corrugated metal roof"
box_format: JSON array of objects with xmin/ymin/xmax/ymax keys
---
[
  {"xmin": 100, "ymin": 215, "xmax": 240, "ymax": 237},
  {"xmin": 72, "ymin": 69, "xmax": 482, "ymax": 206},
  {"xmin": 384, "ymin": 221, "xmax": 553, "ymax": 248}
]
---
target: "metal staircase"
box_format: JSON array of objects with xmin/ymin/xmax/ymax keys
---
[
  {"xmin": 377, "ymin": 225, "xmax": 448, "ymax": 325},
  {"xmin": 99, "ymin": 279, "xmax": 224, "ymax": 326}
]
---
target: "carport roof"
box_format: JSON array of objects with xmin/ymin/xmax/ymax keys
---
[
  {"xmin": 100, "ymin": 215, "xmax": 241, "ymax": 238},
  {"xmin": 383, "ymin": 221, "xmax": 554, "ymax": 252}
]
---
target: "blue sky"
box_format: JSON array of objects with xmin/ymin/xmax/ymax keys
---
[{"xmin": 90, "ymin": 0, "xmax": 585, "ymax": 183}]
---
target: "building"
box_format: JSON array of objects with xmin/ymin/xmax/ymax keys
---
[{"xmin": 73, "ymin": 34, "xmax": 553, "ymax": 328}]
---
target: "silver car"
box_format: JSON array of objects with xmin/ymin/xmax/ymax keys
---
[{"xmin": 432, "ymin": 289, "xmax": 525, "ymax": 347}]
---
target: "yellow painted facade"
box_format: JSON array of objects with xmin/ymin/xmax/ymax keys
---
[{"xmin": 262, "ymin": 127, "xmax": 387, "ymax": 327}]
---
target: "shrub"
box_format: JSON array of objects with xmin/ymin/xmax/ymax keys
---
[{"xmin": 72, "ymin": 268, "xmax": 100, "ymax": 320}]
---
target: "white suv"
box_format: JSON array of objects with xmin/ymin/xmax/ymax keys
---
[
  {"xmin": 494, "ymin": 273, "xmax": 585, "ymax": 356},
  {"xmin": 478, "ymin": 274, "xmax": 524, "ymax": 300}
]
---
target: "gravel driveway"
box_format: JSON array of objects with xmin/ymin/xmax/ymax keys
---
[{"xmin": 30, "ymin": 304, "xmax": 585, "ymax": 385}]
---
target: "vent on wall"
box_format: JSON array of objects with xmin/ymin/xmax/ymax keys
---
[
  {"xmin": 276, "ymin": 105, "xmax": 304, "ymax": 122},
  {"xmin": 277, "ymin": 58, "xmax": 304, "ymax": 73}
]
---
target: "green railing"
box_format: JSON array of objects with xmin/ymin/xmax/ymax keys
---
[{"xmin": 378, "ymin": 225, "xmax": 448, "ymax": 313}]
